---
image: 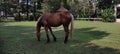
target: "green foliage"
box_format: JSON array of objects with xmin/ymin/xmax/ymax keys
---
[
  {"xmin": 101, "ymin": 8, "xmax": 116, "ymax": 22},
  {"xmin": 70, "ymin": 0, "xmax": 94, "ymax": 18},
  {"xmin": 97, "ymin": 0, "xmax": 116, "ymax": 9},
  {"xmin": 14, "ymin": 13, "xmax": 28, "ymax": 21},
  {"xmin": 35, "ymin": 11, "xmax": 42, "ymax": 20},
  {"xmin": 29, "ymin": 12, "xmax": 42, "ymax": 21},
  {"xmin": 31, "ymin": 0, "xmax": 37, "ymax": 2},
  {"xmin": 14, "ymin": 13, "xmax": 21, "ymax": 21},
  {"xmin": 48, "ymin": 0, "xmax": 61, "ymax": 12},
  {"xmin": 41, "ymin": 0, "xmax": 49, "ymax": 12},
  {"xmin": 0, "ymin": 0, "xmax": 118, "ymax": 21},
  {"xmin": 29, "ymin": 15, "xmax": 34, "ymax": 21},
  {"xmin": 41, "ymin": 0, "xmax": 61, "ymax": 13}
]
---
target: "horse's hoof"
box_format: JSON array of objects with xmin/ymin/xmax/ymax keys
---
[
  {"xmin": 46, "ymin": 40, "xmax": 50, "ymax": 43},
  {"xmin": 62, "ymin": 42, "xmax": 67, "ymax": 45},
  {"xmin": 54, "ymin": 41, "xmax": 57, "ymax": 42},
  {"xmin": 37, "ymin": 39, "xmax": 40, "ymax": 41},
  {"xmin": 64, "ymin": 41, "xmax": 67, "ymax": 44},
  {"xmin": 46, "ymin": 42, "xmax": 50, "ymax": 43},
  {"xmin": 64, "ymin": 42, "xmax": 67, "ymax": 44},
  {"xmin": 54, "ymin": 39, "xmax": 57, "ymax": 42}
]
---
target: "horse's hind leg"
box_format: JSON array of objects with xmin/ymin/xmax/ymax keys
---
[
  {"xmin": 63, "ymin": 25, "xmax": 69, "ymax": 43},
  {"xmin": 49, "ymin": 27, "xmax": 57, "ymax": 42},
  {"xmin": 44, "ymin": 26, "xmax": 50, "ymax": 43}
]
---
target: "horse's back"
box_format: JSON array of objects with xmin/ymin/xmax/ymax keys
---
[
  {"xmin": 38, "ymin": 12, "xmax": 72, "ymax": 27},
  {"xmin": 38, "ymin": 13, "xmax": 61, "ymax": 27}
]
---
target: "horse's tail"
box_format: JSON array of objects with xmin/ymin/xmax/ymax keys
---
[{"xmin": 70, "ymin": 14, "xmax": 74, "ymax": 39}]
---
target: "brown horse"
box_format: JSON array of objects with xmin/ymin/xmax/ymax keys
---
[{"xmin": 36, "ymin": 7, "xmax": 74, "ymax": 43}]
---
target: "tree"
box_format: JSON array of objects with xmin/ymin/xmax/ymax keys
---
[
  {"xmin": 1, "ymin": 0, "xmax": 10, "ymax": 19},
  {"xmin": 69, "ymin": 0, "xmax": 93, "ymax": 18},
  {"xmin": 98, "ymin": 0, "xmax": 115, "ymax": 9},
  {"xmin": 41, "ymin": 0, "xmax": 61, "ymax": 13},
  {"xmin": 0, "ymin": 0, "xmax": 2, "ymax": 21},
  {"xmin": 61, "ymin": 0, "xmax": 70, "ymax": 9},
  {"xmin": 31, "ymin": 0, "xmax": 37, "ymax": 21},
  {"xmin": 26, "ymin": 0, "xmax": 29, "ymax": 20}
]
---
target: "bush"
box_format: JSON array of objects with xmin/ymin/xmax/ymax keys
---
[
  {"xmin": 14, "ymin": 13, "xmax": 28, "ymax": 21},
  {"xmin": 29, "ymin": 15, "xmax": 34, "ymax": 21},
  {"xmin": 14, "ymin": 12, "xmax": 42, "ymax": 21},
  {"xmin": 35, "ymin": 12, "xmax": 42, "ymax": 21},
  {"xmin": 14, "ymin": 13, "xmax": 21, "ymax": 21},
  {"xmin": 22, "ymin": 14, "xmax": 27, "ymax": 21},
  {"xmin": 101, "ymin": 8, "xmax": 116, "ymax": 22}
]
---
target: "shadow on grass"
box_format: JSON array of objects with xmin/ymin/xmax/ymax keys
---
[
  {"xmin": 73, "ymin": 27, "xmax": 110, "ymax": 42},
  {"xmin": 0, "ymin": 24, "xmax": 120, "ymax": 54}
]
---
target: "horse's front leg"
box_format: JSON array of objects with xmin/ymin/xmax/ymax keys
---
[
  {"xmin": 63, "ymin": 25, "xmax": 69, "ymax": 43},
  {"xmin": 44, "ymin": 26, "xmax": 50, "ymax": 43},
  {"xmin": 36, "ymin": 23, "xmax": 41, "ymax": 41},
  {"xmin": 49, "ymin": 27, "xmax": 57, "ymax": 42}
]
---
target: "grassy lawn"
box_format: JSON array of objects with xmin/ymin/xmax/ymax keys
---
[{"xmin": 0, "ymin": 21, "xmax": 120, "ymax": 54}]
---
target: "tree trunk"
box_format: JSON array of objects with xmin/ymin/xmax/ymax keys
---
[
  {"xmin": 4, "ymin": 9, "xmax": 7, "ymax": 19},
  {"xmin": 0, "ymin": 15, "xmax": 1, "ymax": 21},
  {"xmin": 33, "ymin": 2, "xmax": 36, "ymax": 21},
  {"xmin": 26, "ymin": 0, "xmax": 29, "ymax": 20}
]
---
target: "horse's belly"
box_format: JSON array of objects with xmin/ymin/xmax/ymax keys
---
[
  {"xmin": 49, "ymin": 22, "xmax": 62, "ymax": 27},
  {"xmin": 47, "ymin": 18, "xmax": 62, "ymax": 27}
]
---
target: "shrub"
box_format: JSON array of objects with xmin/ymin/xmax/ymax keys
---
[
  {"xmin": 35, "ymin": 12, "xmax": 42, "ymax": 21},
  {"xmin": 14, "ymin": 13, "xmax": 21, "ymax": 21},
  {"xmin": 101, "ymin": 8, "xmax": 116, "ymax": 22},
  {"xmin": 29, "ymin": 15, "xmax": 34, "ymax": 21},
  {"xmin": 14, "ymin": 13, "xmax": 28, "ymax": 21},
  {"xmin": 22, "ymin": 14, "xmax": 27, "ymax": 21}
]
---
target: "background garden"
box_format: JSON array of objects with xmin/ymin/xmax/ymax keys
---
[{"xmin": 0, "ymin": 0, "xmax": 120, "ymax": 22}]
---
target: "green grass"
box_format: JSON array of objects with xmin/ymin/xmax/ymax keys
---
[{"xmin": 0, "ymin": 21, "xmax": 120, "ymax": 54}]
